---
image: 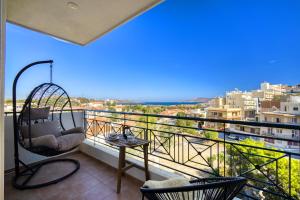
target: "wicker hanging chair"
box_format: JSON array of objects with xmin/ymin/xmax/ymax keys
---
[
  {"xmin": 12, "ymin": 60, "xmax": 85, "ymax": 189},
  {"xmin": 140, "ymin": 177, "xmax": 247, "ymax": 200}
]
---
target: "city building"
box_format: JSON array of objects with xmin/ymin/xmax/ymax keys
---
[
  {"xmin": 225, "ymin": 89, "xmax": 257, "ymax": 119},
  {"xmin": 251, "ymin": 82, "xmax": 286, "ymax": 101},
  {"xmin": 205, "ymin": 106, "xmax": 242, "ymax": 129},
  {"xmin": 260, "ymin": 95, "xmax": 300, "ymax": 149},
  {"xmin": 208, "ymin": 97, "xmax": 225, "ymax": 108}
]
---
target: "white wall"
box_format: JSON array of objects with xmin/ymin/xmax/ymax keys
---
[
  {"xmin": 80, "ymin": 140, "xmax": 182, "ymax": 182},
  {"xmin": 4, "ymin": 111, "xmax": 84, "ymax": 171}
]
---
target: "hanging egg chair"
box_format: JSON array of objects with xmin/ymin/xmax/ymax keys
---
[{"xmin": 12, "ymin": 60, "xmax": 85, "ymax": 189}]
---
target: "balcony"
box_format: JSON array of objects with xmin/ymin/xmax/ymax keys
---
[{"xmin": 4, "ymin": 110, "xmax": 300, "ymax": 200}]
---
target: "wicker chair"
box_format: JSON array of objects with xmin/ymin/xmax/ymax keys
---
[{"xmin": 140, "ymin": 177, "xmax": 247, "ymax": 200}]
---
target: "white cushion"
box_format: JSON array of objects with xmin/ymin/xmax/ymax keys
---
[
  {"xmin": 144, "ymin": 178, "xmax": 194, "ymax": 200},
  {"xmin": 143, "ymin": 178, "xmax": 190, "ymax": 189},
  {"xmin": 23, "ymin": 134, "xmax": 58, "ymax": 149},
  {"xmin": 23, "ymin": 107, "xmax": 50, "ymax": 120},
  {"xmin": 57, "ymin": 133, "xmax": 85, "ymax": 151},
  {"xmin": 21, "ymin": 121, "xmax": 62, "ymax": 138}
]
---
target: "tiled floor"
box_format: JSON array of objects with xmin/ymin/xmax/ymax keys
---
[{"xmin": 5, "ymin": 153, "xmax": 144, "ymax": 200}]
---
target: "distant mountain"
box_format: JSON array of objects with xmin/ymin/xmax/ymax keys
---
[{"xmin": 187, "ymin": 97, "xmax": 211, "ymax": 103}]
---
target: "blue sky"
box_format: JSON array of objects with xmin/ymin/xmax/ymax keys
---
[{"xmin": 5, "ymin": 0, "xmax": 300, "ymax": 101}]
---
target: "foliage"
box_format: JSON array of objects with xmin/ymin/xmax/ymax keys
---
[
  {"xmin": 175, "ymin": 112, "xmax": 198, "ymax": 135},
  {"xmin": 203, "ymin": 131, "xmax": 219, "ymax": 140},
  {"xmin": 122, "ymin": 104, "xmax": 165, "ymax": 114},
  {"xmin": 107, "ymin": 107, "xmax": 118, "ymax": 122},
  {"xmin": 77, "ymin": 97, "xmax": 90, "ymax": 104},
  {"xmin": 5, "ymin": 99, "xmax": 13, "ymax": 104},
  {"xmin": 106, "ymin": 101, "xmax": 116, "ymax": 106},
  {"xmin": 222, "ymin": 139, "xmax": 300, "ymax": 199}
]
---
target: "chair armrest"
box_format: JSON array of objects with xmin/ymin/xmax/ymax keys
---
[{"xmin": 61, "ymin": 127, "xmax": 84, "ymax": 135}]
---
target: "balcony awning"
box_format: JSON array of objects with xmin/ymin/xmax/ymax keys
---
[{"xmin": 7, "ymin": 0, "xmax": 162, "ymax": 45}]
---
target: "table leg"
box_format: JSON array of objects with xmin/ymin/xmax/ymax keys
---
[
  {"xmin": 143, "ymin": 144, "xmax": 150, "ymax": 180},
  {"xmin": 117, "ymin": 146, "xmax": 126, "ymax": 193}
]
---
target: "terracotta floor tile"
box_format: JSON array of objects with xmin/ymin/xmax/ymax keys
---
[{"xmin": 5, "ymin": 153, "xmax": 143, "ymax": 200}]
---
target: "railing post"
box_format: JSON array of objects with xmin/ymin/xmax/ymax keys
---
[
  {"xmin": 289, "ymin": 153, "xmax": 291, "ymax": 197},
  {"xmin": 123, "ymin": 113, "xmax": 125, "ymax": 126},
  {"xmin": 83, "ymin": 109, "xmax": 86, "ymax": 135},
  {"xmin": 123, "ymin": 113, "xmax": 126, "ymax": 134},
  {"xmin": 145, "ymin": 115, "xmax": 149, "ymax": 140},
  {"xmin": 223, "ymin": 122, "xmax": 226, "ymax": 177},
  {"xmin": 93, "ymin": 110, "xmax": 96, "ymax": 146}
]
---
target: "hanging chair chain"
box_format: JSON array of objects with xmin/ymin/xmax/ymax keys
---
[{"xmin": 50, "ymin": 62, "xmax": 53, "ymax": 83}]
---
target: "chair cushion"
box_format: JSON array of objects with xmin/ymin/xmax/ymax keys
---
[
  {"xmin": 143, "ymin": 178, "xmax": 194, "ymax": 200},
  {"xmin": 23, "ymin": 134, "xmax": 58, "ymax": 150},
  {"xmin": 22, "ymin": 107, "xmax": 50, "ymax": 120},
  {"xmin": 61, "ymin": 127, "xmax": 84, "ymax": 135},
  {"xmin": 57, "ymin": 133, "xmax": 85, "ymax": 152},
  {"xmin": 143, "ymin": 178, "xmax": 190, "ymax": 189},
  {"xmin": 21, "ymin": 121, "xmax": 62, "ymax": 138}
]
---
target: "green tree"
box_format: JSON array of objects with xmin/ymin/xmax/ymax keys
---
[
  {"xmin": 5, "ymin": 99, "xmax": 12, "ymax": 104},
  {"xmin": 175, "ymin": 112, "xmax": 198, "ymax": 135},
  {"xmin": 203, "ymin": 131, "xmax": 219, "ymax": 140},
  {"xmin": 223, "ymin": 139, "xmax": 300, "ymax": 199},
  {"xmin": 78, "ymin": 97, "xmax": 90, "ymax": 104}
]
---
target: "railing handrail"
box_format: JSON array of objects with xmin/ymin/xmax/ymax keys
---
[
  {"xmin": 5, "ymin": 108, "xmax": 300, "ymax": 129},
  {"xmin": 4, "ymin": 108, "xmax": 84, "ymax": 116},
  {"xmin": 85, "ymin": 111, "xmax": 300, "ymax": 144},
  {"xmin": 85, "ymin": 109, "xmax": 300, "ymax": 130}
]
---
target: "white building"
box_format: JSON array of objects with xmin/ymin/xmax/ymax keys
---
[
  {"xmin": 208, "ymin": 97, "xmax": 225, "ymax": 108},
  {"xmin": 260, "ymin": 95, "xmax": 300, "ymax": 150},
  {"xmin": 225, "ymin": 89, "xmax": 257, "ymax": 120},
  {"xmin": 280, "ymin": 95, "xmax": 300, "ymax": 114},
  {"xmin": 251, "ymin": 82, "xmax": 286, "ymax": 101}
]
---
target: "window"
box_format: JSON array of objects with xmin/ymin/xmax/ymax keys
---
[
  {"xmin": 276, "ymin": 129, "xmax": 282, "ymax": 134},
  {"xmin": 293, "ymin": 107, "xmax": 299, "ymax": 111},
  {"xmin": 277, "ymin": 140, "xmax": 282, "ymax": 144},
  {"xmin": 284, "ymin": 106, "xmax": 287, "ymax": 111},
  {"xmin": 276, "ymin": 118, "xmax": 280, "ymax": 123},
  {"xmin": 292, "ymin": 118, "xmax": 297, "ymax": 124},
  {"xmin": 267, "ymin": 128, "xmax": 273, "ymax": 134}
]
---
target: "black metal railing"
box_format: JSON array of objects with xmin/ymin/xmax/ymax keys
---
[{"xmin": 83, "ymin": 109, "xmax": 300, "ymax": 200}]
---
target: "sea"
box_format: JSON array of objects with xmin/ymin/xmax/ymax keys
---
[{"xmin": 118, "ymin": 102, "xmax": 201, "ymax": 106}]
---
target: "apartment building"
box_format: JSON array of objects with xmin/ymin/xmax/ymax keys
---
[
  {"xmin": 230, "ymin": 124, "xmax": 260, "ymax": 135},
  {"xmin": 286, "ymin": 84, "xmax": 300, "ymax": 93},
  {"xmin": 260, "ymin": 95, "xmax": 300, "ymax": 149},
  {"xmin": 225, "ymin": 89, "xmax": 257, "ymax": 119},
  {"xmin": 281, "ymin": 95, "xmax": 300, "ymax": 114},
  {"xmin": 208, "ymin": 97, "xmax": 225, "ymax": 108},
  {"xmin": 260, "ymin": 99, "xmax": 281, "ymax": 112},
  {"xmin": 251, "ymin": 82, "xmax": 286, "ymax": 101},
  {"xmin": 205, "ymin": 106, "xmax": 242, "ymax": 130}
]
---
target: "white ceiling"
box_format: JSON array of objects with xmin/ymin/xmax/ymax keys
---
[{"xmin": 7, "ymin": 0, "xmax": 162, "ymax": 45}]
